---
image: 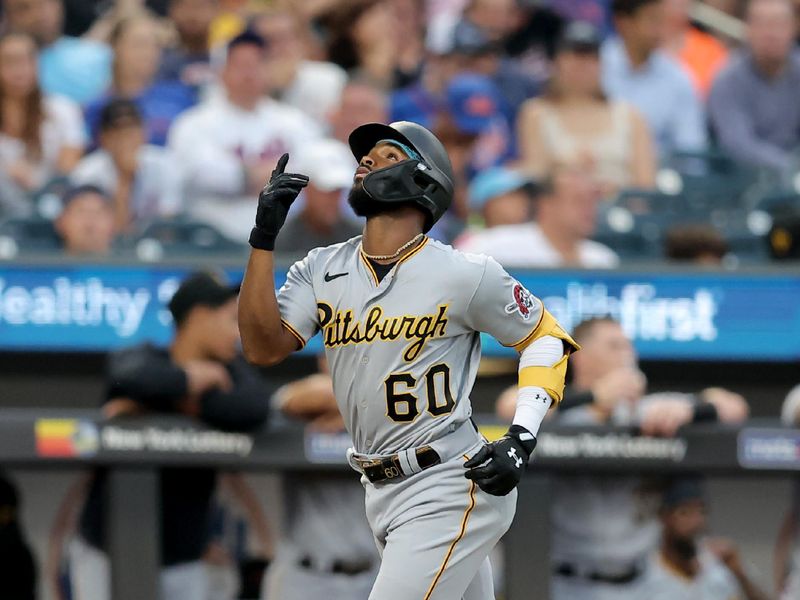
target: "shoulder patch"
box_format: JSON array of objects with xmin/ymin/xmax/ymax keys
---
[{"xmin": 505, "ymin": 283, "xmax": 535, "ymax": 320}]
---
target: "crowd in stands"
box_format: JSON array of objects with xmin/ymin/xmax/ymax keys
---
[{"xmin": 0, "ymin": 0, "xmax": 799, "ymax": 263}]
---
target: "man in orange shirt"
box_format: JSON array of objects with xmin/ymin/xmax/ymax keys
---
[{"xmin": 663, "ymin": 0, "xmax": 729, "ymax": 97}]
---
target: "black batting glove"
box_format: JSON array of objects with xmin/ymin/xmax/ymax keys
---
[
  {"xmin": 464, "ymin": 425, "xmax": 537, "ymax": 496},
  {"xmin": 249, "ymin": 153, "xmax": 309, "ymax": 251}
]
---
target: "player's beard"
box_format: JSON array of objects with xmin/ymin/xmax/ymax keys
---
[
  {"xmin": 348, "ymin": 182, "xmax": 414, "ymax": 219},
  {"xmin": 348, "ymin": 182, "xmax": 382, "ymax": 218}
]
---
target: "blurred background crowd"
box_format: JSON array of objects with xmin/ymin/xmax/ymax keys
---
[
  {"xmin": 1, "ymin": 0, "xmax": 800, "ymax": 264},
  {"xmin": 2, "ymin": 0, "xmax": 800, "ymax": 599}
]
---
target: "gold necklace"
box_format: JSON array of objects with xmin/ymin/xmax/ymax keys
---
[{"xmin": 361, "ymin": 233, "xmax": 424, "ymax": 261}]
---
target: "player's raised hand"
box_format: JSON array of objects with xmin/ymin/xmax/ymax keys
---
[
  {"xmin": 464, "ymin": 425, "xmax": 537, "ymax": 496},
  {"xmin": 249, "ymin": 153, "xmax": 309, "ymax": 251}
]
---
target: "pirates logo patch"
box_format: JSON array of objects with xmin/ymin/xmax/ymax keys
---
[{"xmin": 505, "ymin": 283, "xmax": 535, "ymax": 320}]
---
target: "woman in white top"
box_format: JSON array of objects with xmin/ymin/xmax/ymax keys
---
[
  {"xmin": 0, "ymin": 32, "xmax": 86, "ymax": 217},
  {"xmin": 517, "ymin": 21, "xmax": 655, "ymax": 197}
]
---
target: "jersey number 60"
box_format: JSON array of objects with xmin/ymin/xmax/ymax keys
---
[{"xmin": 384, "ymin": 363, "xmax": 455, "ymax": 423}]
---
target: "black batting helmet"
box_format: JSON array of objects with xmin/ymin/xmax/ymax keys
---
[{"xmin": 348, "ymin": 121, "xmax": 454, "ymax": 232}]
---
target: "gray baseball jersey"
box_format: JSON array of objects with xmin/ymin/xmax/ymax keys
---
[{"xmin": 277, "ymin": 235, "xmax": 544, "ymax": 455}]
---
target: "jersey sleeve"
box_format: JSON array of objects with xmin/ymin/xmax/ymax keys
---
[
  {"xmin": 276, "ymin": 255, "xmax": 319, "ymax": 348},
  {"xmin": 464, "ymin": 256, "xmax": 545, "ymax": 350}
]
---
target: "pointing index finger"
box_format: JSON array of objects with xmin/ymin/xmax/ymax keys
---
[{"xmin": 270, "ymin": 153, "xmax": 290, "ymax": 181}]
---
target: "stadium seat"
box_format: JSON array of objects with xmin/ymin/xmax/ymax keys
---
[
  {"xmin": 659, "ymin": 150, "xmax": 762, "ymax": 214},
  {"xmin": 0, "ymin": 216, "xmax": 62, "ymax": 259},
  {"xmin": 133, "ymin": 217, "xmax": 248, "ymax": 261},
  {"xmin": 594, "ymin": 189, "xmax": 690, "ymax": 260}
]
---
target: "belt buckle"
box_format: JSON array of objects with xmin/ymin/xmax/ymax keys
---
[{"xmin": 359, "ymin": 456, "xmax": 402, "ymax": 482}]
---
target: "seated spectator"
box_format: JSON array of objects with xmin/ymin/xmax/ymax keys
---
[
  {"xmin": 319, "ymin": 0, "xmax": 403, "ymax": 89},
  {"xmin": 54, "ymin": 185, "xmax": 117, "ymax": 255},
  {"xmin": 84, "ymin": 13, "xmax": 196, "ymax": 147},
  {"xmin": 709, "ymin": 0, "xmax": 800, "ymax": 174},
  {"xmin": 428, "ymin": 74, "xmax": 510, "ymax": 242},
  {"xmin": 664, "ymin": 224, "xmax": 729, "ymax": 265},
  {"xmin": 456, "ymin": 167, "xmax": 620, "ymax": 268},
  {"xmin": 251, "ymin": 8, "xmax": 347, "ymax": 128},
  {"xmin": 559, "ymin": 317, "xmax": 750, "ymax": 422},
  {"xmin": 71, "ymin": 99, "xmax": 182, "ymax": 232},
  {"xmin": 168, "ymin": 31, "xmax": 322, "ymax": 241},
  {"xmin": 329, "ymin": 78, "xmax": 388, "ymax": 143},
  {"xmin": 389, "ymin": 51, "xmax": 459, "ymax": 129},
  {"xmin": 662, "ymin": 0, "xmax": 728, "ymax": 97},
  {"xmin": 645, "ymin": 478, "xmax": 769, "ymax": 600},
  {"xmin": 0, "ymin": 472, "xmax": 37, "ymax": 600},
  {"xmin": 467, "ymin": 167, "xmax": 536, "ymax": 227},
  {"xmin": 3, "ymin": 0, "xmax": 111, "ymax": 103},
  {"xmin": 549, "ymin": 0, "xmax": 612, "ymax": 31},
  {"xmin": 548, "ymin": 317, "xmax": 749, "ymax": 600},
  {"xmin": 448, "ymin": 13, "xmax": 543, "ymax": 130},
  {"xmin": 602, "ymin": 0, "xmax": 707, "ymax": 156},
  {"xmin": 156, "ymin": 0, "xmax": 218, "ymax": 93},
  {"xmin": 460, "ymin": 0, "xmax": 520, "ymax": 44},
  {"xmin": 0, "ymin": 31, "xmax": 86, "ymax": 218},
  {"xmin": 518, "ymin": 21, "xmax": 656, "ymax": 196},
  {"xmin": 274, "ymin": 139, "xmax": 362, "ymax": 256},
  {"xmin": 71, "ymin": 271, "xmax": 271, "ymax": 600},
  {"xmin": 452, "ymin": 167, "xmax": 536, "ymax": 248},
  {"xmin": 503, "ymin": 1, "xmax": 565, "ymax": 85}
]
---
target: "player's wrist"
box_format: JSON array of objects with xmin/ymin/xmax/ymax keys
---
[
  {"xmin": 506, "ymin": 424, "xmax": 537, "ymax": 456},
  {"xmin": 249, "ymin": 226, "xmax": 276, "ymax": 251}
]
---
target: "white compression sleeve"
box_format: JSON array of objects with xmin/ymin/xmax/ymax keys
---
[{"xmin": 513, "ymin": 335, "xmax": 564, "ymax": 436}]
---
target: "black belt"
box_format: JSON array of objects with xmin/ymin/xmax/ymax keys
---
[
  {"xmin": 354, "ymin": 446, "xmax": 441, "ymax": 483},
  {"xmin": 554, "ymin": 563, "xmax": 641, "ymax": 585},
  {"xmin": 298, "ymin": 555, "xmax": 374, "ymax": 576}
]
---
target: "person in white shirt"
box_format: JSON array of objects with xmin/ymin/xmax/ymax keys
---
[
  {"xmin": 168, "ymin": 31, "xmax": 322, "ymax": 241},
  {"xmin": 0, "ymin": 31, "xmax": 86, "ymax": 218},
  {"xmin": 645, "ymin": 478, "xmax": 769, "ymax": 600},
  {"xmin": 456, "ymin": 166, "xmax": 619, "ymax": 268},
  {"xmin": 250, "ymin": 8, "xmax": 347, "ymax": 129},
  {"xmin": 71, "ymin": 99, "xmax": 182, "ymax": 232}
]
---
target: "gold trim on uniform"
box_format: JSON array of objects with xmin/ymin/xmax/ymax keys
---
[
  {"xmin": 507, "ymin": 308, "xmax": 580, "ymax": 353},
  {"xmin": 359, "ymin": 251, "xmax": 380, "ymax": 285},
  {"xmin": 280, "ymin": 319, "xmax": 307, "ymax": 349},
  {"xmin": 423, "ymin": 479, "xmax": 477, "ymax": 600},
  {"xmin": 396, "ymin": 235, "xmax": 429, "ymax": 265},
  {"xmin": 358, "ymin": 236, "xmax": 429, "ymax": 286}
]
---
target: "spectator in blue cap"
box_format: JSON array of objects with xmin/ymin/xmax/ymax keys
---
[
  {"xmin": 437, "ymin": 73, "xmax": 510, "ymax": 175},
  {"xmin": 392, "ymin": 14, "xmax": 540, "ymax": 154},
  {"xmin": 448, "ymin": 19, "xmax": 542, "ymax": 140},
  {"xmin": 427, "ymin": 73, "xmax": 510, "ymax": 242},
  {"xmin": 469, "ymin": 167, "xmax": 537, "ymax": 226},
  {"xmin": 454, "ymin": 166, "xmax": 537, "ymax": 249}
]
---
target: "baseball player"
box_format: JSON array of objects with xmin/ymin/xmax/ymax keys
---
[{"xmin": 239, "ymin": 121, "xmax": 578, "ymax": 599}]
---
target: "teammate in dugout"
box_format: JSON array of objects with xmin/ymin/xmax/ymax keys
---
[{"xmin": 238, "ymin": 121, "xmax": 578, "ymax": 599}]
